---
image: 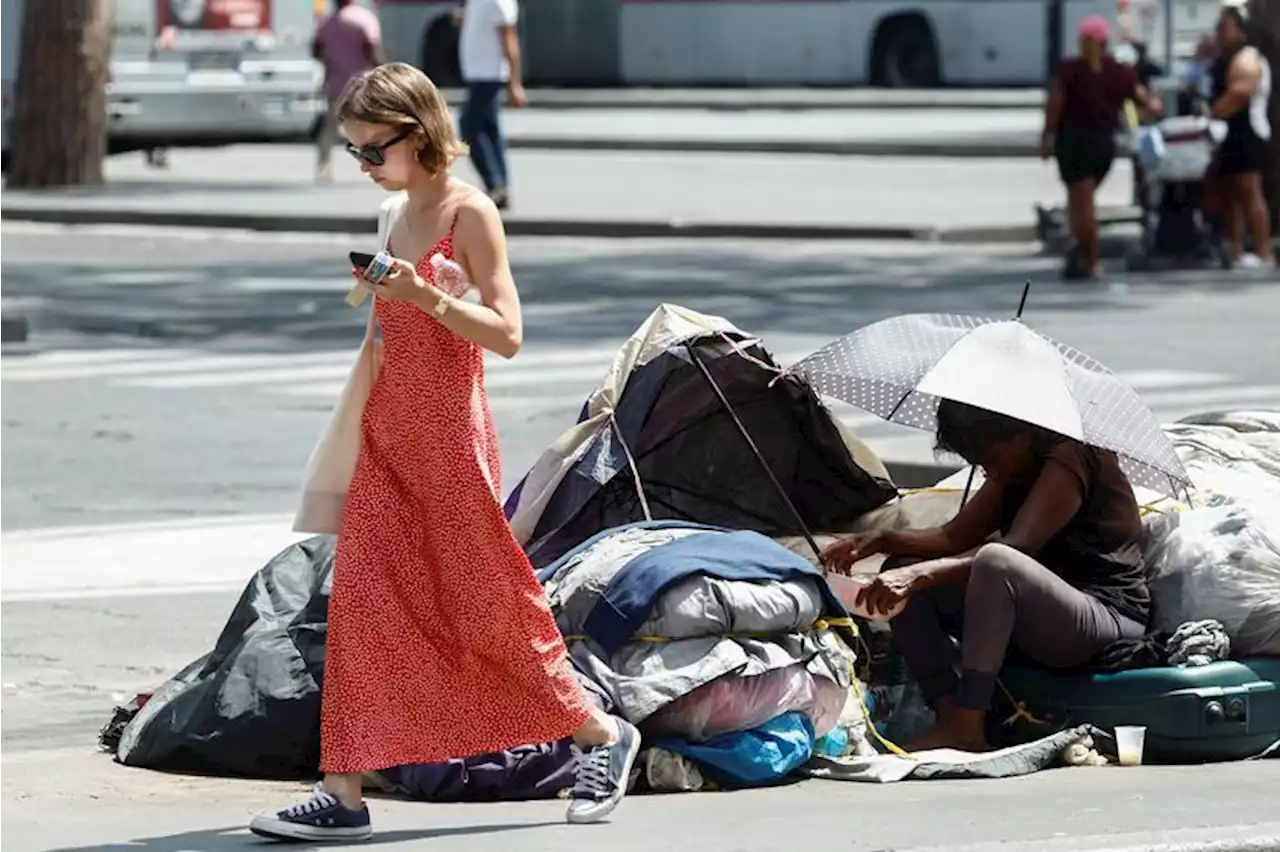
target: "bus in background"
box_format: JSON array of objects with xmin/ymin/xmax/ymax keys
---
[{"xmin": 372, "ymin": 0, "xmax": 1120, "ymax": 89}]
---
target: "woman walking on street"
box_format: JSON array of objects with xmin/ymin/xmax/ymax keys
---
[
  {"xmin": 1041, "ymin": 15, "xmax": 1162, "ymax": 280},
  {"xmin": 249, "ymin": 62, "xmax": 640, "ymax": 843},
  {"xmin": 1209, "ymin": 5, "xmax": 1274, "ymax": 267}
]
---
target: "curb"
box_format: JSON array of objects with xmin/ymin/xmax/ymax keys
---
[
  {"xmin": 902, "ymin": 825, "xmax": 1280, "ymax": 852},
  {"xmin": 507, "ymin": 136, "xmax": 1038, "ymax": 158},
  {"xmin": 1, "ymin": 204, "xmax": 1042, "ymax": 243},
  {"xmin": 906, "ymin": 840, "xmax": 1280, "ymax": 852},
  {"xmin": 438, "ymin": 88, "xmax": 1047, "ymax": 113}
]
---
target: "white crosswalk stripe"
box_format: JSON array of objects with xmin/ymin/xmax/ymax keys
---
[{"xmin": 4, "ymin": 348, "xmax": 1278, "ymax": 439}]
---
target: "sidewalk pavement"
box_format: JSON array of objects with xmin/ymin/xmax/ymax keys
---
[
  {"xmin": 439, "ymin": 86, "xmax": 1048, "ymax": 112},
  {"xmin": 491, "ymin": 106, "xmax": 1051, "ymax": 157},
  {"xmin": 1, "ymin": 145, "xmax": 1138, "ymax": 243}
]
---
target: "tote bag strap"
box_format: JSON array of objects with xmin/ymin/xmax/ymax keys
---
[{"xmin": 362, "ymin": 194, "xmax": 409, "ymax": 341}]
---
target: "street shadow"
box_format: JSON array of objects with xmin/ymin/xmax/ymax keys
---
[
  {"xmin": 5, "ymin": 237, "xmax": 1244, "ymax": 358},
  {"xmin": 45, "ymin": 820, "xmax": 561, "ymax": 852},
  {"xmin": 3, "ymin": 179, "xmax": 335, "ymax": 199},
  {"xmin": 0, "ymin": 239, "xmax": 1172, "ymax": 345}
]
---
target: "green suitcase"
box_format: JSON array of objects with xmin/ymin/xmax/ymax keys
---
[{"xmin": 993, "ymin": 658, "xmax": 1280, "ymax": 763}]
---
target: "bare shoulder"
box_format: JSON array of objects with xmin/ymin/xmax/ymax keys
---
[
  {"xmin": 453, "ymin": 186, "xmax": 504, "ymax": 242},
  {"xmin": 1233, "ymin": 46, "xmax": 1264, "ymax": 73}
]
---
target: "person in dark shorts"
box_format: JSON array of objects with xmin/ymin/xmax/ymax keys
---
[
  {"xmin": 1041, "ymin": 16, "xmax": 1162, "ymax": 280},
  {"xmin": 821, "ymin": 399, "xmax": 1150, "ymax": 752},
  {"xmin": 1210, "ymin": 6, "xmax": 1274, "ymax": 267}
]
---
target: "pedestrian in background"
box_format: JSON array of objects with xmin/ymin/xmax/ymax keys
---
[
  {"xmin": 249, "ymin": 63, "xmax": 639, "ymax": 844},
  {"xmin": 1184, "ymin": 34, "xmax": 1220, "ymax": 110},
  {"xmin": 313, "ymin": 0, "xmax": 385, "ymax": 182},
  {"xmin": 1209, "ymin": 5, "xmax": 1274, "ymax": 268},
  {"xmin": 1040, "ymin": 15, "xmax": 1162, "ymax": 280},
  {"xmin": 458, "ymin": 0, "xmax": 527, "ymax": 210}
]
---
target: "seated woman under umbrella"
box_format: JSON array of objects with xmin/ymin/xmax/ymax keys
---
[{"xmin": 822, "ymin": 398, "xmax": 1151, "ymax": 753}]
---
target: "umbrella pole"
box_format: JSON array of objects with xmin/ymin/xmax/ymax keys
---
[
  {"xmin": 1016, "ymin": 280, "xmax": 1031, "ymax": 319},
  {"xmin": 684, "ymin": 342, "xmax": 825, "ymax": 563},
  {"xmin": 961, "ymin": 465, "xmax": 977, "ymax": 506}
]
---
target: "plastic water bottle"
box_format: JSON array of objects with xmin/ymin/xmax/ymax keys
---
[{"xmin": 428, "ymin": 252, "xmax": 469, "ymax": 296}]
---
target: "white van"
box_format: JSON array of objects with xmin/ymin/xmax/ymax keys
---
[
  {"xmin": 2, "ymin": 0, "xmax": 325, "ymax": 164},
  {"xmin": 109, "ymin": 0, "xmax": 324, "ymax": 150}
]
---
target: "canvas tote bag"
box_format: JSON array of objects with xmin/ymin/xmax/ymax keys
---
[{"xmin": 292, "ymin": 195, "xmax": 406, "ymax": 534}]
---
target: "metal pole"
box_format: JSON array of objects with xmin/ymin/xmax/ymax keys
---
[
  {"xmin": 684, "ymin": 341, "xmax": 824, "ymax": 563},
  {"xmin": 1164, "ymin": 0, "xmax": 1176, "ymax": 79}
]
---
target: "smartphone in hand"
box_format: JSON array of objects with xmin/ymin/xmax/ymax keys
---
[{"xmin": 346, "ymin": 250, "xmax": 387, "ymax": 307}]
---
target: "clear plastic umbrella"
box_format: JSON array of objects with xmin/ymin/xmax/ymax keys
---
[{"xmin": 792, "ymin": 313, "xmax": 1190, "ymax": 497}]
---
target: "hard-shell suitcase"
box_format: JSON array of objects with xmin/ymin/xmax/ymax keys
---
[{"xmin": 994, "ymin": 657, "xmax": 1280, "ymax": 763}]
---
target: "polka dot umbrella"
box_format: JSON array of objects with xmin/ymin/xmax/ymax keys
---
[{"xmin": 791, "ymin": 313, "xmax": 1191, "ymax": 497}]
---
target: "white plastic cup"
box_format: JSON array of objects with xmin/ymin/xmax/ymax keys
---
[{"xmin": 1114, "ymin": 726, "xmax": 1147, "ymax": 766}]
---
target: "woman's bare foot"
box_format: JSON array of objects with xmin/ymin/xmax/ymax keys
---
[
  {"xmin": 906, "ymin": 696, "xmax": 991, "ymax": 753},
  {"xmin": 905, "ymin": 723, "xmax": 992, "ymax": 753}
]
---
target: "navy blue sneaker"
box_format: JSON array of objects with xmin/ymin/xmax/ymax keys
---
[
  {"xmin": 249, "ymin": 783, "xmax": 372, "ymax": 842},
  {"xmin": 565, "ymin": 719, "xmax": 641, "ymax": 825}
]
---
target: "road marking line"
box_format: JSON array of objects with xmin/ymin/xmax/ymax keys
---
[
  {"xmin": 0, "ymin": 345, "xmax": 624, "ymax": 383},
  {"xmin": 1139, "ymin": 384, "xmax": 1280, "ymax": 408},
  {"xmin": 0, "ymin": 514, "xmax": 306, "ymax": 602},
  {"xmin": 7, "ymin": 346, "xmax": 1275, "ymax": 428},
  {"xmin": 1116, "ymin": 370, "xmax": 1233, "ymax": 389},
  {"xmin": 124, "ymin": 361, "xmax": 612, "ymax": 390},
  {"xmin": 1, "ymin": 351, "xmax": 352, "ymax": 382},
  {"xmin": 0, "ymin": 349, "xmax": 181, "ymax": 367}
]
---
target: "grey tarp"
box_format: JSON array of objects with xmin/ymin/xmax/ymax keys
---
[{"xmin": 799, "ymin": 726, "xmax": 1105, "ymax": 783}]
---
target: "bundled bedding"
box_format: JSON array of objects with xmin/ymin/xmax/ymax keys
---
[{"xmin": 538, "ymin": 522, "xmax": 858, "ymax": 741}]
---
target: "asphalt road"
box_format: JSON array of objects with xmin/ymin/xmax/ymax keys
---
[
  {"xmin": 3, "ymin": 223, "xmax": 1279, "ymax": 852},
  {"xmin": 4, "ymin": 222, "xmax": 1278, "ymax": 531}
]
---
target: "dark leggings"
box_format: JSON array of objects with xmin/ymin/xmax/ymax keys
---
[{"xmin": 889, "ymin": 543, "xmax": 1146, "ymax": 711}]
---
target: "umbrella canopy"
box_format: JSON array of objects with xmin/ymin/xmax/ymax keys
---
[{"xmin": 792, "ymin": 313, "xmax": 1190, "ymax": 496}]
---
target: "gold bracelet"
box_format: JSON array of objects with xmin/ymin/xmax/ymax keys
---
[{"xmin": 432, "ymin": 292, "xmax": 453, "ymax": 320}]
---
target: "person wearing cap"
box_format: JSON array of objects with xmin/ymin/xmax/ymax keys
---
[
  {"xmin": 1040, "ymin": 15, "xmax": 1162, "ymax": 280},
  {"xmin": 1209, "ymin": 5, "xmax": 1274, "ymax": 268}
]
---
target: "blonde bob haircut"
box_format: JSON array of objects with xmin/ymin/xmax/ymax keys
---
[{"xmin": 336, "ymin": 63, "xmax": 468, "ymax": 174}]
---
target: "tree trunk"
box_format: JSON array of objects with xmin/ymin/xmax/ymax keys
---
[
  {"xmin": 7, "ymin": 0, "xmax": 115, "ymax": 188},
  {"xmin": 1249, "ymin": 0, "xmax": 1280, "ymax": 231}
]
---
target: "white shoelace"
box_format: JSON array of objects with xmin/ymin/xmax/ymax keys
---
[
  {"xmin": 282, "ymin": 784, "xmax": 338, "ymax": 818},
  {"xmin": 570, "ymin": 743, "xmax": 612, "ymax": 799}
]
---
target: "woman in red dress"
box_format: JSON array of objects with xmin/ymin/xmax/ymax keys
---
[{"xmin": 250, "ymin": 63, "xmax": 640, "ymax": 843}]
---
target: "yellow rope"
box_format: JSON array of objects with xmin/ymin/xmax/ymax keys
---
[
  {"xmin": 560, "ymin": 616, "xmax": 860, "ymax": 646},
  {"xmin": 995, "ymin": 677, "xmax": 1054, "ymax": 728},
  {"xmin": 564, "ymin": 617, "xmax": 916, "ymax": 759}
]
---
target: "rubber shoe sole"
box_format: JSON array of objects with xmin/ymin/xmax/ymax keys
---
[
  {"xmin": 248, "ymin": 815, "xmax": 373, "ymax": 842},
  {"xmin": 565, "ymin": 722, "xmax": 642, "ymax": 826}
]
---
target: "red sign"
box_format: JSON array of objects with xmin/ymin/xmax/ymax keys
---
[{"xmin": 158, "ymin": 0, "xmax": 272, "ymax": 31}]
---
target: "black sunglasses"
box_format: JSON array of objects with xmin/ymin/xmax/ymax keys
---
[{"xmin": 345, "ymin": 127, "xmax": 414, "ymax": 167}]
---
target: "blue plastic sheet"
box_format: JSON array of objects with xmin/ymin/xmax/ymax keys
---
[{"xmin": 656, "ymin": 711, "xmax": 815, "ymax": 787}]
